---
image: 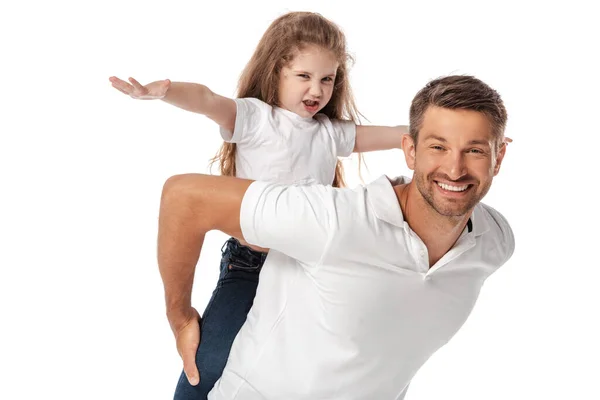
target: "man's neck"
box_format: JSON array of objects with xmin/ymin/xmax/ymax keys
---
[{"xmin": 394, "ymin": 182, "xmax": 473, "ymax": 267}]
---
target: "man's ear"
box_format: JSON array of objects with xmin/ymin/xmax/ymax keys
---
[
  {"xmin": 494, "ymin": 141, "xmax": 507, "ymax": 176},
  {"xmin": 401, "ymin": 134, "xmax": 416, "ymax": 170}
]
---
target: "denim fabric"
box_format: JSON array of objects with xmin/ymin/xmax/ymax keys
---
[{"xmin": 173, "ymin": 238, "xmax": 266, "ymax": 400}]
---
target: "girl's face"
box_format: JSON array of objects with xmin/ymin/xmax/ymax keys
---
[{"xmin": 277, "ymin": 45, "xmax": 339, "ymax": 118}]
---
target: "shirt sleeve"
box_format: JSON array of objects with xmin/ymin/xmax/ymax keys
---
[
  {"xmin": 484, "ymin": 204, "xmax": 516, "ymax": 265},
  {"xmin": 240, "ymin": 180, "xmax": 336, "ymax": 265},
  {"xmin": 330, "ymin": 119, "xmax": 356, "ymax": 157},
  {"xmin": 219, "ymin": 98, "xmax": 269, "ymax": 145}
]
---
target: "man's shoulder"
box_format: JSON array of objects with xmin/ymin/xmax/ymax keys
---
[
  {"xmin": 244, "ymin": 178, "xmax": 388, "ymax": 225},
  {"xmin": 294, "ymin": 181, "xmax": 370, "ymax": 204},
  {"xmin": 475, "ymin": 202, "xmax": 515, "ymax": 264},
  {"xmin": 476, "ymin": 202, "xmax": 511, "ymax": 231},
  {"xmin": 254, "ymin": 181, "xmax": 373, "ymax": 223}
]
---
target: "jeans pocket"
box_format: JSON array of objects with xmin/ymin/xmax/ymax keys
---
[{"xmin": 227, "ymin": 257, "xmax": 262, "ymax": 272}]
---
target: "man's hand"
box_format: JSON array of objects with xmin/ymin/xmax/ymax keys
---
[
  {"xmin": 171, "ymin": 307, "xmax": 202, "ymax": 386},
  {"xmin": 109, "ymin": 76, "xmax": 171, "ymax": 99}
]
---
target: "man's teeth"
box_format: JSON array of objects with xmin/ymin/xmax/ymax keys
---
[{"xmin": 437, "ymin": 182, "xmax": 469, "ymax": 192}]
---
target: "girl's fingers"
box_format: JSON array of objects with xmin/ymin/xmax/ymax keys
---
[
  {"xmin": 112, "ymin": 85, "xmax": 130, "ymax": 95},
  {"xmin": 128, "ymin": 77, "xmax": 145, "ymax": 91}
]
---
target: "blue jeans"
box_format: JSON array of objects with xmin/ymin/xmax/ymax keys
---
[{"xmin": 173, "ymin": 237, "xmax": 267, "ymax": 400}]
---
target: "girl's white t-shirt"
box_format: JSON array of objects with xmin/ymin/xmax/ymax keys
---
[{"xmin": 219, "ymin": 98, "xmax": 356, "ymax": 185}]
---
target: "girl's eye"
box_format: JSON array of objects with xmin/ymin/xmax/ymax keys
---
[
  {"xmin": 322, "ymin": 77, "xmax": 333, "ymax": 82},
  {"xmin": 298, "ymin": 74, "xmax": 309, "ymax": 79}
]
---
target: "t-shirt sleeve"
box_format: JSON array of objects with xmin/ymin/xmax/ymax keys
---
[
  {"xmin": 240, "ymin": 180, "xmax": 335, "ymax": 265},
  {"xmin": 485, "ymin": 205, "xmax": 516, "ymax": 265},
  {"xmin": 330, "ymin": 119, "xmax": 357, "ymax": 157},
  {"xmin": 219, "ymin": 98, "xmax": 269, "ymax": 145}
]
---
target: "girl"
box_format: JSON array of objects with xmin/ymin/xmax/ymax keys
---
[{"xmin": 109, "ymin": 11, "xmax": 407, "ymax": 400}]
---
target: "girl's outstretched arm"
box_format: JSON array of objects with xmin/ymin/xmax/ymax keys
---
[
  {"xmin": 352, "ymin": 124, "xmax": 513, "ymax": 153},
  {"xmin": 353, "ymin": 125, "xmax": 409, "ymax": 153},
  {"xmin": 109, "ymin": 76, "xmax": 236, "ymax": 132}
]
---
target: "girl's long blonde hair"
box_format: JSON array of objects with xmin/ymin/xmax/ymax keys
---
[{"xmin": 209, "ymin": 11, "xmax": 361, "ymax": 188}]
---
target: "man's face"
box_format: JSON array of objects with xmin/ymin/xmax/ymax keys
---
[{"xmin": 402, "ymin": 106, "xmax": 506, "ymax": 217}]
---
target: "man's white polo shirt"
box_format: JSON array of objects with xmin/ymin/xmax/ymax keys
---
[{"xmin": 208, "ymin": 175, "xmax": 515, "ymax": 400}]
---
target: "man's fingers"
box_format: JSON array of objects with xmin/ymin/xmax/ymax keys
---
[
  {"xmin": 182, "ymin": 346, "xmax": 200, "ymax": 386},
  {"xmin": 174, "ymin": 308, "xmax": 202, "ymax": 386}
]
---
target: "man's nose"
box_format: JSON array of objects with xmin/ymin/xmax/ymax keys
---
[{"xmin": 443, "ymin": 152, "xmax": 468, "ymax": 181}]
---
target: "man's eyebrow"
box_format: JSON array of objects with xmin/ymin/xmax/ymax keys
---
[
  {"xmin": 423, "ymin": 134, "xmax": 447, "ymax": 142},
  {"xmin": 467, "ymin": 139, "xmax": 491, "ymax": 146},
  {"xmin": 423, "ymin": 135, "xmax": 491, "ymax": 147}
]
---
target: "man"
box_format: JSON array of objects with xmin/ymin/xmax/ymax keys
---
[{"xmin": 157, "ymin": 75, "xmax": 515, "ymax": 399}]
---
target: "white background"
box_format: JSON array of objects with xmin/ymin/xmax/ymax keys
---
[{"xmin": 1, "ymin": 0, "xmax": 598, "ymax": 399}]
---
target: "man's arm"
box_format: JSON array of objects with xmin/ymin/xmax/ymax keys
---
[
  {"xmin": 158, "ymin": 173, "xmax": 335, "ymax": 384},
  {"xmin": 157, "ymin": 173, "xmax": 253, "ymax": 386},
  {"xmin": 353, "ymin": 125, "xmax": 408, "ymax": 152},
  {"xmin": 158, "ymin": 174, "xmax": 334, "ymax": 326},
  {"xmin": 158, "ymin": 174, "xmax": 252, "ymax": 332}
]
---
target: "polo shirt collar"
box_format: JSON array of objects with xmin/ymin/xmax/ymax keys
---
[{"xmin": 366, "ymin": 175, "xmax": 490, "ymax": 237}]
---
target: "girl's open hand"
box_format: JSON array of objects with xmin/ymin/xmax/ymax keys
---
[{"xmin": 109, "ymin": 76, "xmax": 171, "ymax": 100}]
